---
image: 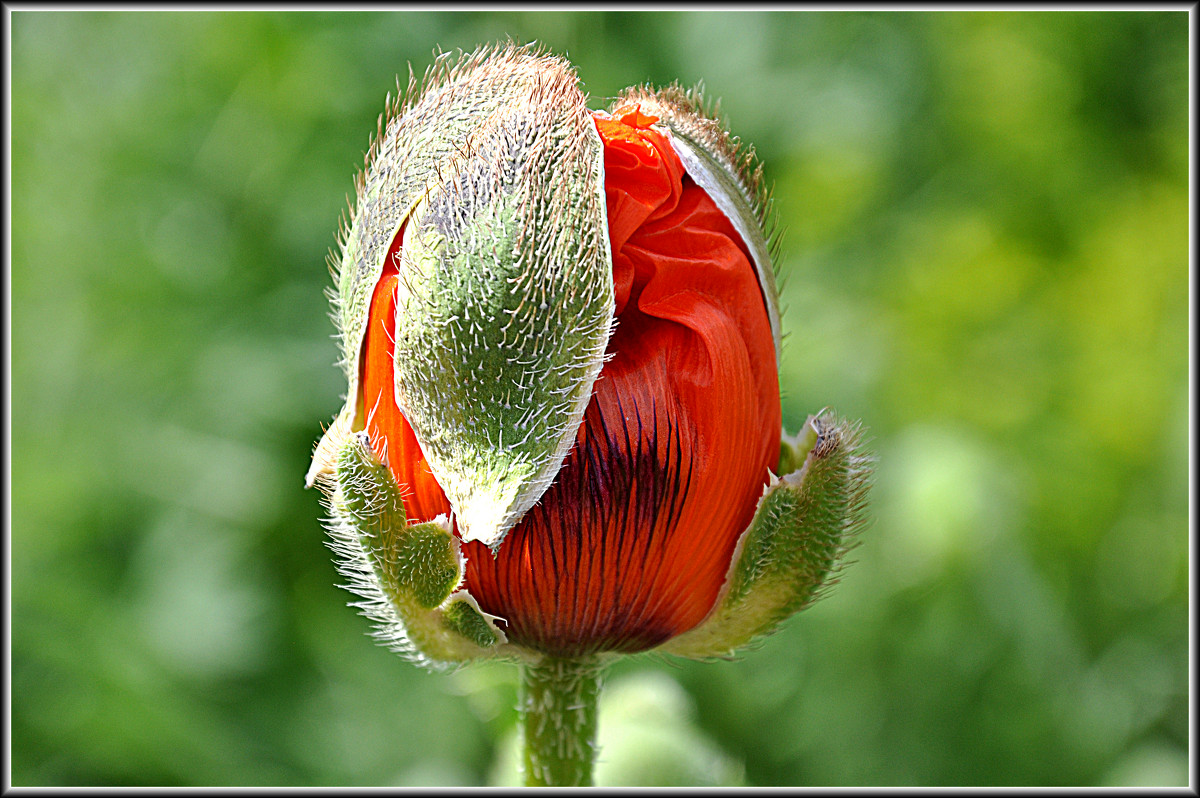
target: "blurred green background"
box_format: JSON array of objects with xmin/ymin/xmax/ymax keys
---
[{"xmin": 9, "ymin": 10, "xmax": 1190, "ymax": 787}]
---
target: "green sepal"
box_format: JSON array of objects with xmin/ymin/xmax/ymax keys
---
[
  {"xmin": 326, "ymin": 431, "xmax": 510, "ymax": 666},
  {"xmin": 328, "ymin": 44, "xmax": 615, "ymax": 552},
  {"xmin": 660, "ymin": 413, "xmax": 872, "ymax": 659},
  {"xmin": 335, "ymin": 438, "xmax": 458, "ymax": 609},
  {"xmin": 442, "ymin": 594, "xmax": 504, "ymax": 649},
  {"xmin": 386, "ymin": 521, "xmax": 462, "ymax": 611}
]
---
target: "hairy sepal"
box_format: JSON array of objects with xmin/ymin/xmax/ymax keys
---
[
  {"xmin": 316, "ymin": 44, "xmax": 614, "ymax": 550},
  {"xmin": 660, "ymin": 413, "xmax": 873, "ymax": 659},
  {"xmin": 322, "ymin": 430, "xmax": 514, "ymax": 667}
]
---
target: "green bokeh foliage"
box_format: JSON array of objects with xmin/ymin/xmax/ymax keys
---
[{"xmin": 9, "ymin": 9, "xmax": 1189, "ymax": 787}]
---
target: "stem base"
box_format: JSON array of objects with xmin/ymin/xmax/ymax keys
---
[{"xmin": 519, "ymin": 656, "xmax": 604, "ymax": 787}]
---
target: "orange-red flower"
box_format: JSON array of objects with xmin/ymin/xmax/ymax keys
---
[{"xmin": 361, "ymin": 106, "xmax": 781, "ymax": 657}]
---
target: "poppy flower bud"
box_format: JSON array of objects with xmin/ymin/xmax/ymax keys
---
[{"xmin": 308, "ymin": 44, "xmax": 871, "ymax": 667}]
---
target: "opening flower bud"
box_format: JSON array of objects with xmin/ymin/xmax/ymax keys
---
[{"xmin": 310, "ymin": 44, "xmax": 869, "ymax": 666}]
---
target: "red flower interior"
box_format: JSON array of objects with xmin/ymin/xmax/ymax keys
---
[{"xmin": 361, "ymin": 106, "xmax": 781, "ymax": 656}]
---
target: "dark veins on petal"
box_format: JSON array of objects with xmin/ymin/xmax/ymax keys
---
[{"xmin": 467, "ymin": 393, "xmax": 697, "ymax": 657}]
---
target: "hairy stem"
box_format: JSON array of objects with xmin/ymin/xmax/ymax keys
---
[{"xmin": 519, "ymin": 655, "xmax": 604, "ymax": 786}]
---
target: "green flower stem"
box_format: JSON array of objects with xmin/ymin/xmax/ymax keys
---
[{"xmin": 519, "ymin": 655, "xmax": 605, "ymax": 786}]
